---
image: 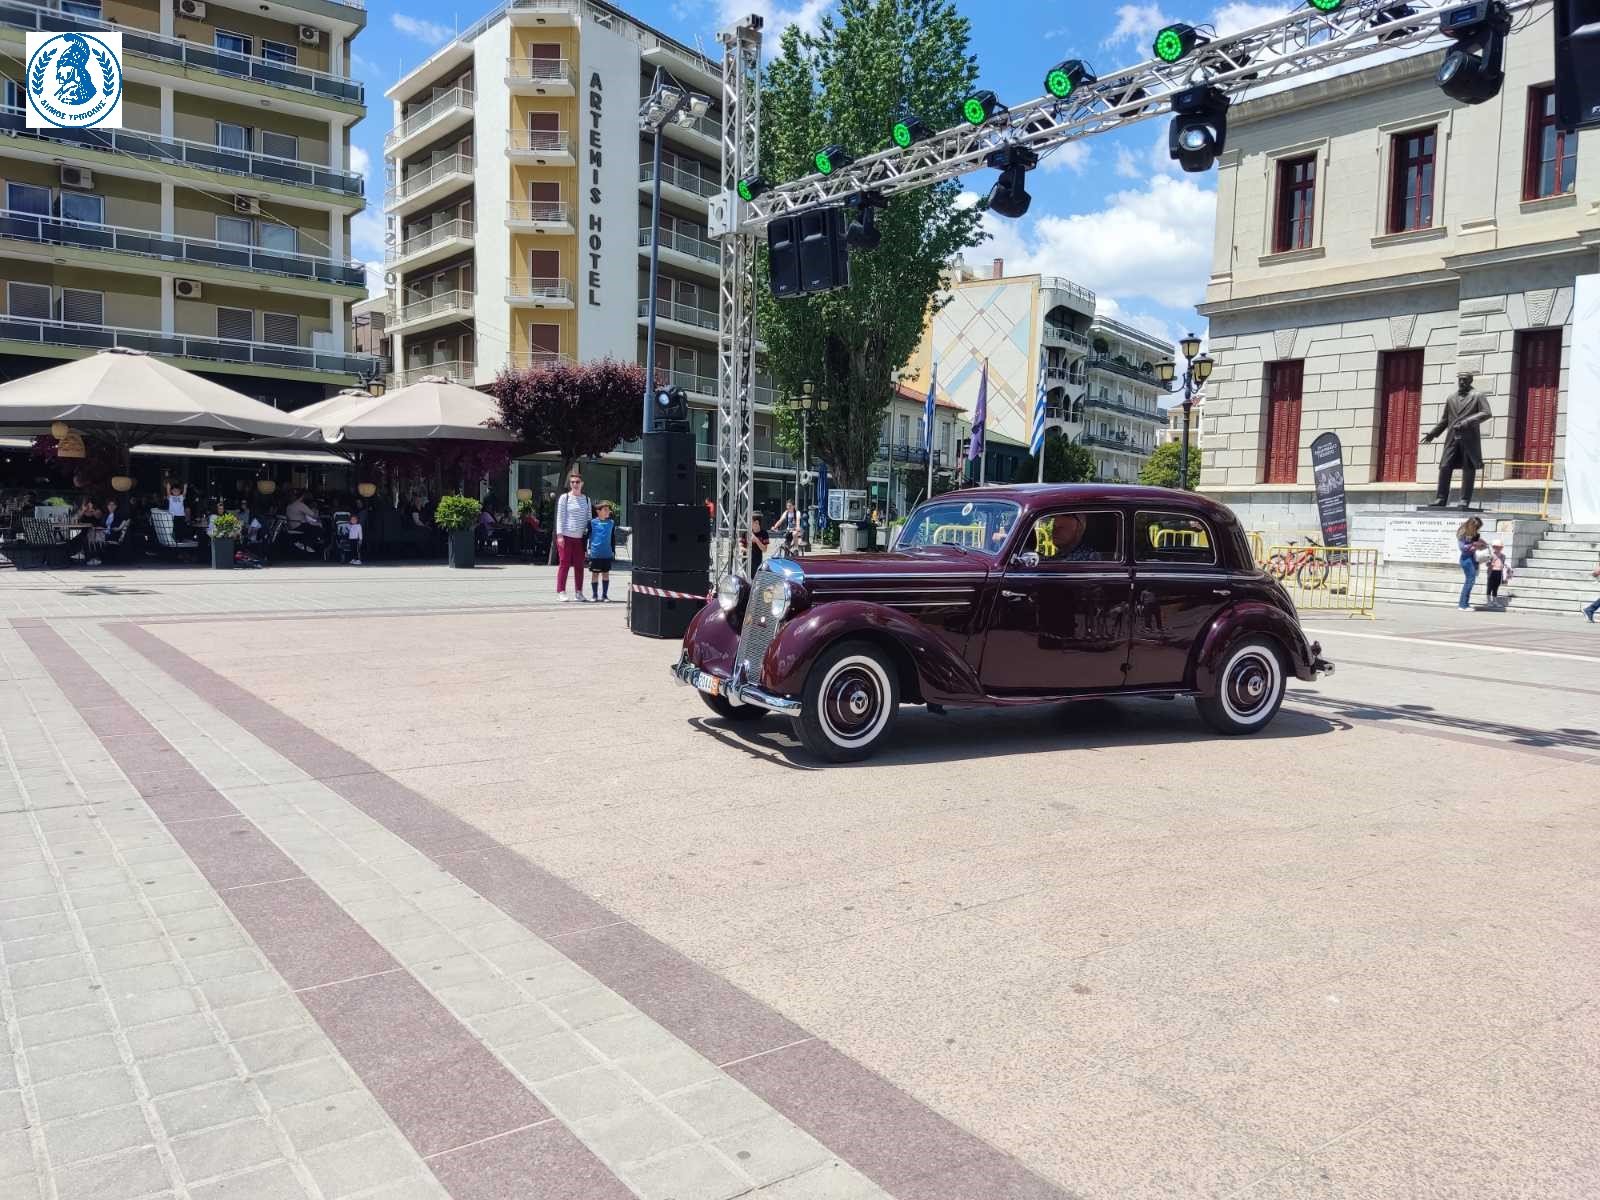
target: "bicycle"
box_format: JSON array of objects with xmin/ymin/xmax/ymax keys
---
[{"xmin": 1267, "ymin": 537, "xmax": 1331, "ymax": 589}]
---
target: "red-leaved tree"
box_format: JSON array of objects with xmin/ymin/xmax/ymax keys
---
[{"xmin": 488, "ymin": 357, "xmax": 646, "ymax": 559}]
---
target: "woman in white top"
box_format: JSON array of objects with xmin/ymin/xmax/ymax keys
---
[{"xmin": 553, "ymin": 473, "xmax": 592, "ymax": 602}]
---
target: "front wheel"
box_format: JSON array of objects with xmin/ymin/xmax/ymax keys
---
[
  {"xmin": 1196, "ymin": 637, "xmax": 1286, "ymax": 735},
  {"xmin": 1296, "ymin": 555, "xmax": 1329, "ymax": 589},
  {"xmin": 699, "ymin": 691, "xmax": 768, "ymax": 723},
  {"xmin": 792, "ymin": 640, "xmax": 900, "ymax": 762}
]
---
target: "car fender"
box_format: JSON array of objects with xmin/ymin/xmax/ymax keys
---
[
  {"xmin": 763, "ymin": 600, "xmax": 983, "ymax": 703},
  {"xmin": 681, "ymin": 600, "xmax": 738, "ymax": 676},
  {"xmin": 1191, "ymin": 601, "xmax": 1315, "ymax": 692}
]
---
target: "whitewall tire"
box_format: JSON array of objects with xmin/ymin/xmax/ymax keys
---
[
  {"xmin": 1196, "ymin": 638, "xmax": 1286, "ymax": 735},
  {"xmin": 794, "ymin": 641, "xmax": 900, "ymax": 762}
]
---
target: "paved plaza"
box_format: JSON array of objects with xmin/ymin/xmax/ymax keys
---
[{"xmin": 0, "ymin": 562, "xmax": 1596, "ymax": 1199}]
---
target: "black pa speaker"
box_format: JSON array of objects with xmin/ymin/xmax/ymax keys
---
[
  {"xmin": 799, "ymin": 206, "xmax": 850, "ymax": 294},
  {"xmin": 628, "ymin": 568, "xmax": 708, "ymax": 639},
  {"xmin": 642, "ymin": 430, "xmax": 695, "ymax": 505},
  {"xmin": 631, "ymin": 503, "xmax": 709, "ymax": 574},
  {"xmin": 767, "ymin": 216, "xmax": 802, "ymax": 298}
]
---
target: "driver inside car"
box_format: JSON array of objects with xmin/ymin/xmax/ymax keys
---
[{"xmin": 1039, "ymin": 513, "xmax": 1103, "ymax": 562}]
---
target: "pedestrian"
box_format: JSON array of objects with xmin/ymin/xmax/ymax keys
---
[
  {"xmin": 341, "ymin": 510, "xmax": 364, "ymax": 566},
  {"xmin": 750, "ymin": 513, "xmax": 770, "ymax": 573},
  {"xmin": 1456, "ymin": 516, "xmax": 1487, "ymax": 610},
  {"xmin": 773, "ymin": 498, "xmax": 800, "ymax": 553},
  {"xmin": 1584, "ymin": 555, "xmax": 1600, "ymax": 622},
  {"xmin": 1484, "ymin": 538, "xmax": 1510, "ymax": 608},
  {"xmin": 554, "ymin": 472, "xmax": 592, "ymax": 602},
  {"xmin": 586, "ymin": 501, "xmax": 616, "ymax": 602}
]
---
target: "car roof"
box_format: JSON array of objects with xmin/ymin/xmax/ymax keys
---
[{"xmin": 928, "ymin": 483, "xmax": 1239, "ymax": 522}]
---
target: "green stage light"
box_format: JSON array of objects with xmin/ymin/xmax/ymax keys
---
[
  {"xmin": 1044, "ymin": 59, "xmax": 1096, "ymax": 99},
  {"xmin": 891, "ymin": 110, "xmax": 932, "ymax": 148},
  {"xmin": 1153, "ymin": 23, "xmax": 1206, "ymax": 63},
  {"xmin": 814, "ymin": 144, "xmax": 853, "ymax": 175},
  {"xmin": 962, "ymin": 90, "xmax": 1001, "ymax": 125},
  {"xmin": 1306, "ymin": 0, "xmax": 1344, "ymax": 11},
  {"xmin": 736, "ymin": 176, "xmax": 770, "ymax": 203}
]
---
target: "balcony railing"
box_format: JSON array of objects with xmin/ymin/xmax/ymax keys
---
[
  {"xmin": 0, "ymin": 1, "xmax": 364, "ymax": 104},
  {"xmin": 507, "ymin": 57, "xmax": 573, "ymax": 87},
  {"xmin": 506, "ymin": 351, "xmax": 575, "ymax": 372},
  {"xmin": 0, "ymin": 314, "xmax": 379, "ymax": 377},
  {"xmin": 385, "ymin": 219, "xmax": 474, "ymax": 266},
  {"xmin": 0, "ymin": 107, "xmax": 362, "ymax": 197},
  {"xmin": 507, "ymin": 129, "xmax": 572, "ymax": 156},
  {"xmin": 1040, "ymin": 276, "xmax": 1096, "ymax": 307},
  {"xmin": 385, "ymin": 88, "xmax": 474, "ymax": 149},
  {"xmin": 638, "ymin": 226, "xmax": 719, "ymax": 264},
  {"xmin": 754, "ymin": 447, "xmax": 794, "ymax": 470},
  {"xmin": 506, "ymin": 276, "xmax": 572, "ymax": 303},
  {"xmin": 1081, "ymin": 431, "xmax": 1149, "ymax": 454},
  {"xmin": 0, "ymin": 209, "xmax": 366, "ymax": 287},
  {"xmin": 385, "ymin": 154, "xmax": 474, "ymax": 207},
  {"xmin": 1043, "ymin": 321, "xmax": 1089, "ymax": 348},
  {"xmin": 652, "ymin": 366, "xmax": 774, "ymax": 406},
  {"xmin": 641, "ymin": 160, "xmax": 719, "ymax": 199},
  {"xmin": 656, "ymin": 106, "xmax": 720, "ymax": 141},
  {"xmin": 875, "ymin": 444, "xmax": 933, "ymax": 465},
  {"xmin": 395, "ymin": 289, "xmax": 473, "ymax": 326},
  {"xmin": 393, "ymin": 360, "xmax": 475, "ymax": 388},
  {"xmin": 1082, "ymin": 392, "xmax": 1164, "ymax": 424},
  {"xmin": 636, "ymin": 297, "xmax": 716, "ymax": 330},
  {"xmin": 506, "ymin": 201, "xmax": 570, "ymax": 225},
  {"xmin": 1087, "ymin": 354, "xmax": 1161, "ymax": 386}
]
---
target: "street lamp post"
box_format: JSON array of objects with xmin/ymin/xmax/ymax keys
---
[
  {"xmin": 782, "ymin": 380, "xmax": 826, "ymax": 546},
  {"xmin": 1156, "ymin": 333, "xmax": 1215, "ymax": 490},
  {"xmin": 638, "ymin": 69, "xmax": 710, "ymax": 435}
]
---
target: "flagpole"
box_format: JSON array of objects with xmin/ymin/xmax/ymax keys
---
[
  {"xmin": 978, "ymin": 359, "xmax": 988, "ymax": 485},
  {"xmin": 1036, "ymin": 361, "xmax": 1047, "ymax": 482},
  {"xmin": 924, "ymin": 361, "xmax": 936, "ymax": 504}
]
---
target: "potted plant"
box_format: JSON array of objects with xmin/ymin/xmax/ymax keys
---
[
  {"xmin": 208, "ymin": 512, "xmax": 242, "ymax": 569},
  {"xmin": 434, "ymin": 494, "xmax": 481, "ymax": 569}
]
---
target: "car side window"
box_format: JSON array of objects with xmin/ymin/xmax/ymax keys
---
[
  {"xmin": 1135, "ymin": 512, "xmax": 1216, "ymax": 565},
  {"xmin": 1016, "ymin": 510, "xmax": 1122, "ymax": 567}
]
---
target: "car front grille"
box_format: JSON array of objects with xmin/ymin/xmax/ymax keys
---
[{"xmin": 734, "ymin": 567, "xmax": 784, "ymax": 683}]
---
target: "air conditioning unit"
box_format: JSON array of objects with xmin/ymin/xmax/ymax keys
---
[
  {"xmin": 176, "ymin": 0, "xmax": 205, "ymax": 18},
  {"xmin": 298, "ymin": 24, "xmax": 321, "ymax": 45},
  {"xmin": 233, "ymin": 196, "xmax": 261, "ymax": 215},
  {"xmin": 59, "ymin": 165, "xmax": 93, "ymax": 189},
  {"xmin": 174, "ymin": 279, "xmax": 203, "ymax": 300}
]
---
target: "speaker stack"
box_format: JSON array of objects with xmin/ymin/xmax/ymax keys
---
[{"xmin": 629, "ymin": 428, "xmax": 708, "ymax": 640}]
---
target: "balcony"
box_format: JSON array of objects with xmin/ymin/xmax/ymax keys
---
[
  {"xmin": 1087, "ymin": 354, "xmax": 1162, "ymax": 387},
  {"xmin": 0, "ymin": 107, "xmax": 362, "ymax": 199},
  {"xmin": 505, "ymin": 276, "xmax": 573, "ymax": 308},
  {"xmin": 385, "ymin": 88, "xmax": 474, "ymax": 160},
  {"xmin": 385, "ymin": 153, "xmax": 474, "ymax": 217},
  {"xmin": 385, "ymin": 218, "xmax": 475, "ymax": 274},
  {"xmin": 1043, "ymin": 321, "xmax": 1089, "ymax": 349},
  {"xmin": 506, "ymin": 351, "xmax": 575, "ymax": 372},
  {"xmin": 0, "ymin": 314, "xmax": 379, "ymax": 378},
  {"xmin": 0, "ymin": 209, "xmax": 366, "ymax": 289},
  {"xmin": 653, "ymin": 367, "xmax": 774, "ymax": 407},
  {"xmin": 391, "ymin": 360, "xmax": 475, "ymax": 389},
  {"xmin": 1040, "ymin": 276, "xmax": 1096, "ymax": 308},
  {"xmin": 639, "ymin": 160, "xmax": 719, "ymax": 202},
  {"xmin": 505, "ymin": 0, "xmax": 579, "ymax": 23},
  {"xmin": 0, "ymin": 1, "xmax": 363, "ymax": 107},
  {"xmin": 638, "ymin": 226, "xmax": 719, "ymax": 272},
  {"xmin": 1080, "ymin": 430, "xmax": 1148, "ymax": 454},
  {"xmin": 506, "ymin": 56, "xmax": 575, "ymax": 95},
  {"xmin": 636, "ymin": 297, "xmax": 716, "ymax": 334},
  {"xmin": 507, "ymin": 129, "xmax": 574, "ymax": 165},
  {"xmin": 506, "ymin": 202, "xmax": 573, "ymax": 234},
  {"xmin": 392, "ymin": 289, "xmax": 474, "ymax": 335},
  {"xmin": 1082, "ymin": 392, "xmax": 1164, "ymax": 424},
  {"xmin": 661, "ymin": 107, "xmax": 721, "ymax": 153}
]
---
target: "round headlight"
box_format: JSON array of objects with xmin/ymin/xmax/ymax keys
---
[
  {"xmin": 716, "ymin": 574, "xmax": 744, "ymax": 613},
  {"xmin": 769, "ymin": 580, "xmax": 792, "ymax": 621}
]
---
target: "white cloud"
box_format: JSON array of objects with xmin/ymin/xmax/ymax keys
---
[
  {"xmin": 719, "ymin": 0, "xmax": 829, "ymax": 37},
  {"xmin": 391, "ymin": 13, "xmax": 453, "ymax": 45},
  {"xmin": 364, "ymin": 261, "xmax": 386, "ymax": 298},
  {"xmin": 350, "ymin": 208, "xmax": 387, "ymax": 263},
  {"xmin": 1103, "ymin": 4, "xmax": 1168, "ymax": 48},
  {"xmin": 1039, "ymin": 140, "xmax": 1091, "ymax": 176},
  {"xmin": 350, "ymin": 144, "xmax": 370, "ymax": 179},
  {"xmin": 1211, "ymin": 2, "xmax": 1291, "ymax": 35}
]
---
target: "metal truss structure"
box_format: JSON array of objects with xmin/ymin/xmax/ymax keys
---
[{"xmin": 708, "ymin": 0, "xmax": 1543, "ymax": 575}]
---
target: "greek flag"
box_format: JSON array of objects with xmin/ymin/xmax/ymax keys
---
[{"xmin": 1030, "ymin": 361, "xmax": 1047, "ymax": 458}]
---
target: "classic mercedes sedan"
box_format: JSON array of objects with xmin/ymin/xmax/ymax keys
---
[{"xmin": 671, "ymin": 484, "xmax": 1332, "ymax": 761}]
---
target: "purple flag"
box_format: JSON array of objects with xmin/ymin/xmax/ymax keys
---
[{"xmin": 967, "ymin": 360, "xmax": 988, "ymax": 464}]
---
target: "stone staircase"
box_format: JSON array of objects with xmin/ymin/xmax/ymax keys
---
[{"xmin": 1377, "ymin": 525, "xmax": 1600, "ymax": 613}]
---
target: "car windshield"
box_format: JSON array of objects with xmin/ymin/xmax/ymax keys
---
[{"xmin": 897, "ymin": 499, "xmax": 1021, "ymax": 555}]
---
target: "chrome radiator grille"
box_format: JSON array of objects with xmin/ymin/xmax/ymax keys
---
[{"xmin": 733, "ymin": 568, "xmax": 783, "ymax": 681}]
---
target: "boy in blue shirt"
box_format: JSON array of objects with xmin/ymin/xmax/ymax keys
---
[{"xmin": 587, "ymin": 501, "xmax": 617, "ymax": 602}]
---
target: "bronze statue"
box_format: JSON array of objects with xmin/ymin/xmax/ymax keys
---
[{"xmin": 1422, "ymin": 370, "xmax": 1491, "ymax": 510}]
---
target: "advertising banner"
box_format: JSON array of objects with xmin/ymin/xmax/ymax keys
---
[
  {"xmin": 1309, "ymin": 431, "xmax": 1348, "ymax": 547},
  {"xmin": 1566, "ymin": 274, "xmax": 1600, "ymax": 525}
]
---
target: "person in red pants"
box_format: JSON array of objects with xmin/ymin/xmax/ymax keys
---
[{"xmin": 554, "ymin": 473, "xmax": 592, "ymax": 602}]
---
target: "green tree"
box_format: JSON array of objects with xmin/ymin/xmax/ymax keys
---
[
  {"xmin": 1019, "ymin": 434, "xmax": 1097, "ymax": 484},
  {"xmin": 759, "ymin": 0, "xmax": 983, "ymax": 488},
  {"xmin": 1139, "ymin": 440, "xmax": 1201, "ymax": 489}
]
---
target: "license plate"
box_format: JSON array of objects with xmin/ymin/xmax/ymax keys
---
[{"xmin": 697, "ymin": 672, "xmax": 721, "ymax": 697}]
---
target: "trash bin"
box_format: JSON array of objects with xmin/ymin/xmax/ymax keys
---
[{"xmin": 839, "ymin": 523, "xmax": 862, "ymax": 552}]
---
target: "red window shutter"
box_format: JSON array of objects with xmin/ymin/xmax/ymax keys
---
[
  {"xmin": 1377, "ymin": 350, "xmax": 1423, "ymax": 482},
  {"xmin": 1513, "ymin": 330, "xmax": 1562, "ymax": 474},
  {"xmin": 1264, "ymin": 361, "xmax": 1303, "ymax": 485}
]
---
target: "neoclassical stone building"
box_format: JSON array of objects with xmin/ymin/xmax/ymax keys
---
[{"xmin": 1196, "ymin": 20, "xmax": 1598, "ymax": 529}]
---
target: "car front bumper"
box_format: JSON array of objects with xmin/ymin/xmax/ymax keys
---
[
  {"xmin": 1306, "ymin": 640, "xmax": 1335, "ymax": 680},
  {"xmin": 671, "ymin": 654, "xmax": 803, "ymax": 716}
]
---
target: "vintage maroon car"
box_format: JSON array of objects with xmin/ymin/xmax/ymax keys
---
[{"xmin": 671, "ymin": 484, "xmax": 1332, "ymax": 761}]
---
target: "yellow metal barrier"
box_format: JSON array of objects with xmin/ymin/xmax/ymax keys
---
[
  {"xmin": 1154, "ymin": 527, "xmax": 1208, "ymax": 549},
  {"xmin": 931, "ymin": 522, "xmax": 985, "ymax": 548},
  {"xmin": 1260, "ymin": 542, "xmax": 1377, "ymax": 618},
  {"xmin": 1482, "ymin": 459, "xmax": 1556, "ymax": 521}
]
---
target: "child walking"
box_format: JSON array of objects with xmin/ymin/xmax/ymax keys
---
[
  {"xmin": 587, "ymin": 501, "xmax": 616, "ymax": 602},
  {"xmin": 1484, "ymin": 538, "xmax": 1508, "ymax": 608},
  {"xmin": 342, "ymin": 510, "xmax": 363, "ymax": 566}
]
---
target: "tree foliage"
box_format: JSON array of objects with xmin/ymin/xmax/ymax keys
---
[
  {"xmin": 759, "ymin": 0, "xmax": 983, "ymax": 488},
  {"xmin": 489, "ymin": 358, "xmax": 646, "ymax": 481},
  {"xmin": 1138, "ymin": 439, "xmax": 1201, "ymax": 489},
  {"xmin": 1019, "ymin": 434, "xmax": 1097, "ymax": 484}
]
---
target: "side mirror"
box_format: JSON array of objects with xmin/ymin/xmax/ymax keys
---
[{"xmin": 1015, "ymin": 551, "xmax": 1041, "ymax": 569}]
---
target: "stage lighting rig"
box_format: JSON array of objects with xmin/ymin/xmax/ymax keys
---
[
  {"xmin": 1168, "ymin": 84, "xmax": 1230, "ymax": 172},
  {"xmin": 984, "ymin": 146, "xmax": 1038, "ymax": 219},
  {"xmin": 1436, "ymin": 0, "xmax": 1512, "ymax": 104},
  {"xmin": 1044, "ymin": 60, "xmax": 1097, "ymax": 99}
]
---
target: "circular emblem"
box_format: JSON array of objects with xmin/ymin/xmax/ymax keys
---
[
  {"xmin": 27, "ymin": 33, "xmax": 122, "ymax": 129},
  {"xmin": 759, "ymin": 585, "xmax": 775, "ymax": 607}
]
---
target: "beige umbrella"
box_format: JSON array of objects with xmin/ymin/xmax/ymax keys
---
[
  {"xmin": 0, "ymin": 348, "xmax": 321, "ymax": 443},
  {"xmin": 302, "ymin": 375, "xmax": 513, "ymax": 445}
]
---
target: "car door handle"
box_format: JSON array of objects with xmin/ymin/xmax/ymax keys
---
[
  {"xmin": 1000, "ymin": 589, "xmax": 1027, "ymax": 601},
  {"xmin": 1212, "ymin": 588, "xmax": 1232, "ymax": 597}
]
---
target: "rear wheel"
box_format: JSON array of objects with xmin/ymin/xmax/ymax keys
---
[
  {"xmin": 1196, "ymin": 637, "xmax": 1286, "ymax": 735},
  {"xmin": 1296, "ymin": 555, "xmax": 1330, "ymax": 589},
  {"xmin": 699, "ymin": 691, "xmax": 768, "ymax": 723},
  {"xmin": 1267, "ymin": 552, "xmax": 1290, "ymax": 580},
  {"xmin": 793, "ymin": 640, "xmax": 900, "ymax": 762}
]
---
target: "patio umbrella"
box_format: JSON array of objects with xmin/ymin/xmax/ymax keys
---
[{"xmin": 303, "ymin": 375, "xmax": 514, "ymax": 445}]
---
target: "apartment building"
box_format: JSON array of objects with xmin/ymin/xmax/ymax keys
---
[
  {"xmin": 1197, "ymin": 23, "xmax": 1598, "ymax": 527},
  {"xmin": 381, "ymin": 0, "xmax": 787, "ymax": 518},
  {"xmin": 1157, "ymin": 396, "xmax": 1202, "ymax": 449},
  {"xmin": 0, "ymin": 0, "xmax": 374, "ymax": 407},
  {"xmin": 907, "ymin": 259, "xmax": 1172, "ymax": 483}
]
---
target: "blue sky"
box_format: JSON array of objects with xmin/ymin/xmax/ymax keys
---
[{"xmin": 352, "ymin": 1, "xmax": 1300, "ymax": 346}]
